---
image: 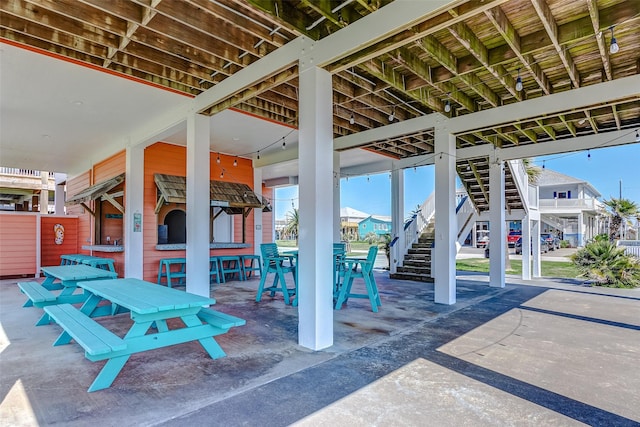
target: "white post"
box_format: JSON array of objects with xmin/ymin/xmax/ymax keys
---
[
  {"xmin": 297, "ymin": 65, "xmax": 334, "ymax": 350},
  {"xmin": 333, "ymin": 151, "xmax": 341, "ymax": 243},
  {"xmin": 532, "ymin": 219, "xmax": 541, "ymax": 277},
  {"xmin": 54, "ymin": 173, "xmax": 65, "ymax": 215},
  {"xmin": 253, "ymin": 167, "xmax": 263, "ymax": 276},
  {"xmin": 433, "ymin": 128, "xmax": 456, "ymax": 304},
  {"xmin": 521, "ymin": 214, "xmax": 531, "ymax": 280},
  {"xmin": 186, "ymin": 113, "xmax": 211, "ymax": 297},
  {"xmin": 125, "ymin": 144, "xmax": 145, "ymax": 279},
  {"xmin": 489, "ymin": 160, "xmax": 505, "ymax": 288},
  {"xmin": 40, "ymin": 171, "xmax": 49, "ymax": 214},
  {"xmin": 390, "ymin": 163, "xmax": 404, "ymax": 274}
]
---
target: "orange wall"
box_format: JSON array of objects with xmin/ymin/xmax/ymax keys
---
[
  {"xmin": 142, "ymin": 142, "xmax": 260, "ymax": 282},
  {"xmin": 41, "ymin": 216, "xmax": 79, "ymax": 267},
  {"xmin": 0, "ymin": 213, "xmax": 38, "ymax": 277}
]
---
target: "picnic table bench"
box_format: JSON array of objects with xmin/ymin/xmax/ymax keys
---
[
  {"xmin": 45, "ymin": 278, "xmax": 245, "ymax": 392},
  {"xmin": 60, "ymin": 254, "xmax": 116, "ymax": 273},
  {"xmin": 20, "ymin": 265, "xmax": 117, "ymax": 326}
]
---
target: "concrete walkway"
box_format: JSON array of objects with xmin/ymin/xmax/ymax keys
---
[{"xmin": 1, "ymin": 271, "xmax": 638, "ymax": 426}]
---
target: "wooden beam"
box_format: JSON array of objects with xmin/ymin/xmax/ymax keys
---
[
  {"xmin": 530, "ymin": 0, "xmax": 580, "ymax": 89},
  {"xmin": 586, "ymin": 0, "xmax": 612, "ymax": 82},
  {"xmin": 612, "ymin": 104, "xmax": 621, "ymax": 130},
  {"xmin": 513, "ymin": 123, "xmax": 537, "ymax": 143},
  {"xmin": 535, "ymin": 119, "xmax": 556, "ymax": 140},
  {"xmin": 447, "ymin": 21, "xmax": 520, "ymax": 101},
  {"xmin": 485, "ymin": 6, "xmax": 551, "ymax": 95},
  {"xmin": 558, "ymin": 115, "xmax": 577, "ymax": 137}
]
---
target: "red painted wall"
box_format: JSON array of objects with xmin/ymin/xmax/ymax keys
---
[
  {"xmin": 40, "ymin": 216, "xmax": 79, "ymax": 267},
  {"xmin": 0, "ymin": 213, "xmax": 37, "ymax": 277}
]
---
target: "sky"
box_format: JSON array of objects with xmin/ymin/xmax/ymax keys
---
[{"xmin": 274, "ymin": 142, "xmax": 640, "ymax": 221}]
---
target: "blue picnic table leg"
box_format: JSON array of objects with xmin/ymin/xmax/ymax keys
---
[
  {"xmin": 88, "ymin": 355, "xmax": 130, "ymax": 392},
  {"xmin": 181, "ymin": 314, "xmax": 227, "ymax": 359},
  {"xmin": 40, "ymin": 275, "xmax": 64, "ymax": 291}
]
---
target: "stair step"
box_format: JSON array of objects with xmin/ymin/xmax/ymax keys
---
[
  {"xmin": 408, "ymin": 248, "xmax": 431, "ymax": 255},
  {"xmin": 389, "ymin": 272, "xmax": 434, "ymax": 283},
  {"xmin": 397, "ymin": 266, "xmax": 431, "ymax": 275},
  {"xmin": 403, "ymin": 259, "xmax": 430, "ymax": 267}
]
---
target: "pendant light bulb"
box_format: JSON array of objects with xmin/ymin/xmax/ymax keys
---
[
  {"xmin": 257, "ymin": 151, "xmax": 260, "ymax": 160},
  {"xmin": 216, "ymin": 154, "xmax": 221, "ymax": 164},
  {"xmin": 233, "ymin": 158, "xmax": 238, "ymax": 167},
  {"xmin": 282, "ymin": 137, "xmax": 286, "ymax": 150},
  {"xmin": 388, "ymin": 108, "xmax": 395, "ymax": 122},
  {"xmin": 609, "ymin": 27, "xmax": 619, "ymax": 54},
  {"xmin": 349, "ymin": 114, "xmax": 355, "ymax": 125},
  {"xmin": 515, "ymin": 68, "xmax": 523, "ymax": 91},
  {"xmin": 635, "ymin": 130, "xmax": 639, "ymax": 142},
  {"xmin": 587, "ymin": 150, "xmax": 591, "ymax": 160},
  {"xmin": 444, "ymin": 99, "xmax": 451, "ymax": 113}
]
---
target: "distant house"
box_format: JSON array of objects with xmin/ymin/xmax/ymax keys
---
[
  {"xmin": 536, "ymin": 169, "xmax": 605, "ymax": 247},
  {"xmin": 358, "ymin": 215, "xmax": 392, "ymax": 239},
  {"xmin": 340, "ymin": 207, "xmax": 369, "ymax": 240}
]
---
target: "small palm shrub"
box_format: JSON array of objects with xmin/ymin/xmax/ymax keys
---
[{"xmin": 571, "ymin": 240, "xmax": 640, "ymax": 288}]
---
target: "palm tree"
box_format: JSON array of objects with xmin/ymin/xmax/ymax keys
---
[
  {"xmin": 283, "ymin": 208, "xmax": 299, "ymax": 245},
  {"xmin": 522, "ymin": 158, "xmax": 542, "ymax": 184},
  {"xmin": 603, "ymin": 198, "xmax": 640, "ymax": 241}
]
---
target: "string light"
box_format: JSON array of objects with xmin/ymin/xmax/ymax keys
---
[
  {"xmin": 444, "ymin": 99, "xmax": 451, "ymax": 113},
  {"xmin": 257, "ymin": 151, "xmax": 260, "ymax": 160},
  {"xmin": 233, "ymin": 157, "xmax": 238, "ymax": 167},
  {"xmin": 220, "ymin": 169, "xmax": 224, "ymax": 178},
  {"xmin": 216, "ymin": 153, "xmax": 221, "ymax": 163},
  {"xmin": 587, "ymin": 149, "xmax": 591, "ymax": 160},
  {"xmin": 515, "ymin": 68, "xmax": 523, "ymax": 91},
  {"xmin": 542, "ymin": 160, "xmax": 545, "ymax": 169},
  {"xmin": 349, "ymin": 114, "xmax": 355, "ymax": 125},
  {"xmin": 281, "ymin": 137, "xmax": 286, "ymax": 150},
  {"xmin": 636, "ymin": 130, "xmax": 639, "ymax": 142},
  {"xmin": 388, "ymin": 108, "xmax": 395, "ymax": 122},
  {"xmin": 609, "ymin": 26, "xmax": 619, "ymax": 54}
]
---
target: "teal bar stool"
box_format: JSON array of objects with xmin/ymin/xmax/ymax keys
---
[
  {"xmin": 334, "ymin": 246, "xmax": 381, "ymax": 312},
  {"xmin": 256, "ymin": 243, "xmax": 296, "ymax": 305},
  {"xmin": 209, "ymin": 256, "xmax": 221, "ymax": 284},
  {"xmin": 241, "ymin": 254, "xmax": 262, "ymax": 279},
  {"xmin": 218, "ymin": 255, "xmax": 243, "ymax": 282}
]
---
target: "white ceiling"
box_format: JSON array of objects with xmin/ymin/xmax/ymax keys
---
[{"xmin": 0, "ymin": 42, "xmax": 384, "ymax": 181}]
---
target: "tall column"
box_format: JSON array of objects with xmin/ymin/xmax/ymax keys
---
[
  {"xmin": 125, "ymin": 144, "xmax": 145, "ymax": 279},
  {"xmin": 186, "ymin": 113, "xmax": 211, "ymax": 298},
  {"xmin": 40, "ymin": 171, "xmax": 49, "ymax": 214},
  {"xmin": 532, "ymin": 219, "xmax": 541, "ymax": 277},
  {"xmin": 521, "ymin": 214, "xmax": 531, "ymax": 280},
  {"xmin": 253, "ymin": 167, "xmax": 263, "ymax": 276},
  {"xmin": 297, "ymin": 65, "xmax": 334, "ymax": 350},
  {"xmin": 333, "ymin": 151, "xmax": 341, "ymax": 242},
  {"xmin": 433, "ymin": 127, "xmax": 456, "ymax": 304},
  {"xmin": 489, "ymin": 160, "xmax": 505, "ymax": 288},
  {"xmin": 578, "ymin": 212, "xmax": 584, "ymax": 247},
  {"xmin": 54, "ymin": 173, "xmax": 65, "ymax": 214},
  {"xmin": 390, "ymin": 163, "xmax": 404, "ymax": 275}
]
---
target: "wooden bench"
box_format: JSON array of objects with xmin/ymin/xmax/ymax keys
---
[
  {"xmin": 197, "ymin": 307, "xmax": 246, "ymax": 329},
  {"xmin": 44, "ymin": 304, "xmax": 127, "ymax": 357},
  {"xmin": 19, "ymin": 281, "xmax": 57, "ymax": 308}
]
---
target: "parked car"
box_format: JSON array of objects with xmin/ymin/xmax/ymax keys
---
[
  {"xmin": 477, "ymin": 231, "xmax": 490, "ymax": 248},
  {"xmin": 514, "ymin": 237, "xmax": 549, "ymax": 254},
  {"xmin": 540, "ymin": 233, "xmax": 560, "ymax": 251},
  {"xmin": 507, "ymin": 231, "xmax": 521, "ymax": 248}
]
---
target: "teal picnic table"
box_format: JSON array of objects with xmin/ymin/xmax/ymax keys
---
[
  {"xmin": 44, "ymin": 278, "xmax": 245, "ymax": 392},
  {"xmin": 19, "ymin": 265, "xmax": 118, "ymax": 326}
]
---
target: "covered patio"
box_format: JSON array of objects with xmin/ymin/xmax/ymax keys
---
[{"xmin": 2, "ymin": 271, "xmax": 639, "ymax": 425}]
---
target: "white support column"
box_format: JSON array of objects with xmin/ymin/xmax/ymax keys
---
[
  {"xmin": 578, "ymin": 212, "xmax": 584, "ymax": 247},
  {"xmin": 125, "ymin": 144, "xmax": 145, "ymax": 279},
  {"xmin": 186, "ymin": 113, "xmax": 211, "ymax": 297},
  {"xmin": 532, "ymin": 219, "xmax": 541, "ymax": 278},
  {"xmin": 433, "ymin": 128, "xmax": 456, "ymax": 304},
  {"xmin": 390, "ymin": 162, "xmax": 404, "ymax": 275},
  {"xmin": 54, "ymin": 173, "xmax": 65, "ymax": 214},
  {"xmin": 253, "ymin": 167, "xmax": 263, "ymax": 276},
  {"xmin": 521, "ymin": 214, "xmax": 531, "ymax": 280},
  {"xmin": 297, "ymin": 65, "xmax": 334, "ymax": 350},
  {"xmin": 333, "ymin": 151, "xmax": 341, "ymax": 242},
  {"xmin": 489, "ymin": 160, "xmax": 505, "ymax": 288},
  {"xmin": 40, "ymin": 171, "xmax": 49, "ymax": 214}
]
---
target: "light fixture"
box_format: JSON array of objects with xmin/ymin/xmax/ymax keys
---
[
  {"xmin": 257, "ymin": 151, "xmax": 260, "ymax": 160},
  {"xmin": 220, "ymin": 170, "xmax": 224, "ymax": 178},
  {"xmin": 609, "ymin": 27, "xmax": 619, "ymax": 54},
  {"xmin": 636, "ymin": 130, "xmax": 640, "ymax": 142},
  {"xmin": 388, "ymin": 108, "xmax": 395, "ymax": 122},
  {"xmin": 349, "ymin": 114, "xmax": 355, "ymax": 125},
  {"xmin": 587, "ymin": 149, "xmax": 591, "ymax": 160},
  {"xmin": 281, "ymin": 137, "xmax": 286, "ymax": 150},
  {"xmin": 542, "ymin": 160, "xmax": 545, "ymax": 169},
  {"xmin": 578, "ymin": 118, "xmax": 587, "ymax": 125},
  {"xmin": 444, "ymin": 99, "xmax": 451, "ymax": 113},
  {"xmin": 216, "ymin": 154, "xmax": 221, "ymax": 163},
  {"xmin": 233, "ymin": 158, "xmax": 238, "ymax": 167},
  {"xmin": 515, "ymin": 68, "xmax": 523, "ymax": 92}
]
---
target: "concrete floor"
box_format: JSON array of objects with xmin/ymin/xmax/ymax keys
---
[{"xmin": 1, "ymin": 269, "xmax": 639, "ymax": 426}]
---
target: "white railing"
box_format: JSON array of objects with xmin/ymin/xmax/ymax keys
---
[
  {"xmin": 0, "ymin": 167, "xmax": 47, "ymax": 177},
  {"xmin": 456, "ymin": 196, "xmax": 477, "ymax": 246},
  {"xmin": 617, "ymin": 240, "xmax": 640, "ymax": 258},
  {"xmin": 402, "ymin": 192, "xmax": 436, "ymax": 257},
  {"xmin": 528, "ymin": 184, "xmax": 539, "ymax": 209},
  {"xmin": 508, "ymin": 159, "xmax": 531, "ymax": 212},
  {"xmin": 539, "ymin": 198, "xmax": 600, "ymax": 210}
]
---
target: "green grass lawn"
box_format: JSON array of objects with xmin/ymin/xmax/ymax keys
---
[{"xmin": 456, "ymin": 258, "xmax": 580, "ymax": 278}]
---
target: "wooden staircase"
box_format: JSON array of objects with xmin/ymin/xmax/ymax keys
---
[{"xmin": 390, "ymin": 221, "xmax": 435, "ymax": 282}]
